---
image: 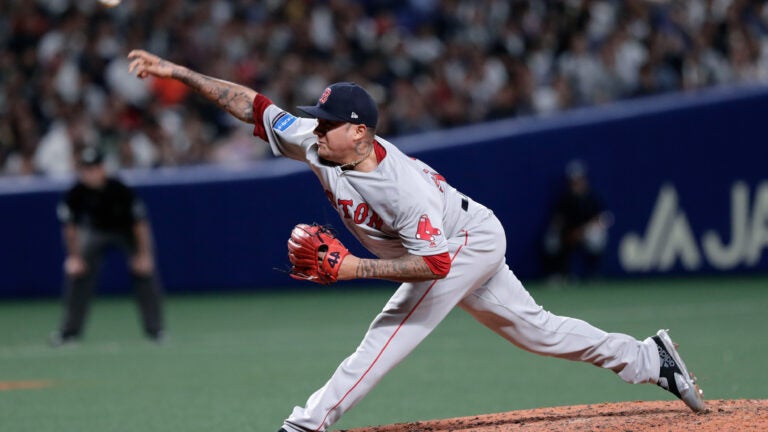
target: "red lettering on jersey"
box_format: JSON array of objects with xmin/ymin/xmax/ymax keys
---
[
  {"xmin": 335, "ymin": 198, "xmax": 384, "ymax": 230},
  {"xmin": 337, "ymin": 199, "xmax": 353, "ymax": 218},
  {"xmin": 415, "ymin": 214, "xmax": 442, "ymax": 247},
  {"xmin": 367, "ymin": 212, "xmax": 383, "ymax": 230},
  {"xmin": 353, "ymin": 203, "xmax": 369, "ymax": 224}
]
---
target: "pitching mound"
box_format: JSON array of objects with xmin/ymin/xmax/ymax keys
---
[{"xmin": 341, "ymin": 399, "xmax": 768, "ymax": 431}]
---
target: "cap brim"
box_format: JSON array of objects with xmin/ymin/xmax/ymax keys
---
[
  {"xmin": 296, "ymin": 105, "xmax": 349, "ymax": 122},
  {"xmin": 80, "ymin": 158, "xmax": 103, "ymax": 166}
]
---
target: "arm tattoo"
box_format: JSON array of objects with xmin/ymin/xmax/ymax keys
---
[
  {"xmin": 355, "ymin": 254, "xmax": 438, "ymax": 282},
  {"xmin": 173, "ymin": 68, "xmax": 256, "ymax": 124}
]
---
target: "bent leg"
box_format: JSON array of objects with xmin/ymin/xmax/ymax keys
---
[
  {"xmin": 117, "ymin": 233, "xmax": 164, "ymax": 338},
  {"xmin": 284, "ymin": 226, "xmax": 505, "ymax": 432},
  {"xmin": 59, "ymin": 233, "xmax": 104, "ymax": 338},
  {"xmin": 132, "ymin": 273, "xmax": 164, "ymax": 338},
  {"xmin": 60, "ymin": 269, "xmax": 99, "ymax": 338},
  {"xmin": 283, "ymin": 279, "xmax": 465, "ymax": 432},
  {"xmin": 458, "ymin": 265, "xmax": 659, "ymax": 384}
]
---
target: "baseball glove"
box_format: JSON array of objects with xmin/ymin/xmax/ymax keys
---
[{"xmin": 288, "ymin": 223, "xmax": 350, "ymax": 285}]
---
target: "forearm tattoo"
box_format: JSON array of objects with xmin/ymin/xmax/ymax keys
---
[
  {"xmin": 173, "ymin": 68, "xmax": 255, "ymax": 123},
  {"xmin": 355, "ymin": 254, "xmax": 436, "ymax": 282}
]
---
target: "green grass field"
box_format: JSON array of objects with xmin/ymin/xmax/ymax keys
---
[{"xmin": 1, "ymin": 276, "xmax": 766, "ymax": 432}]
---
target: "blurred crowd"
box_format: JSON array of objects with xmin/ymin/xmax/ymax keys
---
[{"xmin": 2, "ymin": 0, "xmax": 768, "ymax": 177}]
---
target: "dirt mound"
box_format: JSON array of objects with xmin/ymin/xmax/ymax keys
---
[{"xmin": 341, "ymin": 399, "xmax": 768, "ymax": 431}]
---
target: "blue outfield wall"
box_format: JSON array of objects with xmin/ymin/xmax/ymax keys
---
[{"xmin": 1, "ymin": 84, "xmax": 767, "ymax": 297}]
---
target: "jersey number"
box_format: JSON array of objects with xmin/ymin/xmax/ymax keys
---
[{"xmin": 327, "ymin": 251, "xmax": 342, "ymax": 268}]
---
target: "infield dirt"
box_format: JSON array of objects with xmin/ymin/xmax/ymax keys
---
[{"xmin": 340, "ymin": 399, "xmax": 768, "ymax": 431}]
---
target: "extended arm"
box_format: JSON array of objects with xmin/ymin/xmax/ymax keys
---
[
  {"xmin": 340, "ymin": 253, "xmax": 445, "ymax": 283},
  {"xmin": 127, "ymin": 50, "xmax": 257, "ymax": 124},
  {"xmin": 62, "ymin": 223, "xmax": 86, "ymax": 276},
  {"xmin": 130, "ymin": 220, "xmax": 155, "ymax": 275},
  {"xmin": 133, "ymin": 220, "xmax": 154, "ymax": 258},
  {"xmin": 62, "ymin": 223, "xmax": 80, "ymax": 257}
]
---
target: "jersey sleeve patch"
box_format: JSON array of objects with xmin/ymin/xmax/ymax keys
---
[
  {"xmin": 272, "ymin": 112, "xmax": 298, "ymax": 132},
  {"xmin": 415, "ymin": 214, "xmax": 442, "ymax": 248}
]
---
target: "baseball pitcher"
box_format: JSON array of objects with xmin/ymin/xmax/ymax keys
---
[{"xmin": 128, "ymin": 49, "xmax": 704, "ymax": 432}]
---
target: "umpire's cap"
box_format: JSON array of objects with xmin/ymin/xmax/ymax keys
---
[
  {"xmin": 79, "ymin": 147, "xmax": 104, "ymax": 166},
  {"xmin": 565, "ymin": 159, "xmax": 588, "ymax": 179},
  {"xmin": 297, "ymin": 82, "xmax": 378, "ymax": 129}
]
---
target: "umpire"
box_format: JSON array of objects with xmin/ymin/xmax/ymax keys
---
[{"xmin": 50, "ymin": 147, "xmax": 164, "ymax": 345}]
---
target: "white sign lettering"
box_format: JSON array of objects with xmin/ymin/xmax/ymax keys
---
[{"xmin": 619, "ymin": 181, "xmax": 768, "ymax": 272}]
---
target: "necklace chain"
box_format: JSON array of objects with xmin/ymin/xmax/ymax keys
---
[{"xmin": 339, "ymin": 146, "xmax": 373, "ymax": 170}]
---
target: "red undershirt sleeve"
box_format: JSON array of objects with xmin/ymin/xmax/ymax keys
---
[
  {"xmin": 251, "ymin": 94, "xmax": 273, "ymax": 141},
  {"xmin": 421, "ymin": 252, "xmax": 451, "ymax": 277}
]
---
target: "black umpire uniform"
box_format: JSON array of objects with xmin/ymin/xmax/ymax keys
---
[{"xmin": 51, "ymin": 147, "xmax": 164, "ymax": 345}]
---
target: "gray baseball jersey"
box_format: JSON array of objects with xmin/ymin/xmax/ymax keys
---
[
  {"xmin": 262, "ymin": 103, "xmax": 488, "ymax": 261},
  {"xmin": 253, "ymin": 97, "xmax": 661, "ymax": 432}
]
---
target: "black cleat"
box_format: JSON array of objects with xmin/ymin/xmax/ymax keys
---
[
  {"xmin": 48, "ymin": 331, "xmax": 80, "ymax": 347},
  {"xmin": 652, "ymin": 329, "xmax": 705, "ymax": 412}
]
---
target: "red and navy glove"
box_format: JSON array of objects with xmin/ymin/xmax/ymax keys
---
[{"xmin": 287, "ymin": 223, "xmax": 350, "ymax": 285}]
